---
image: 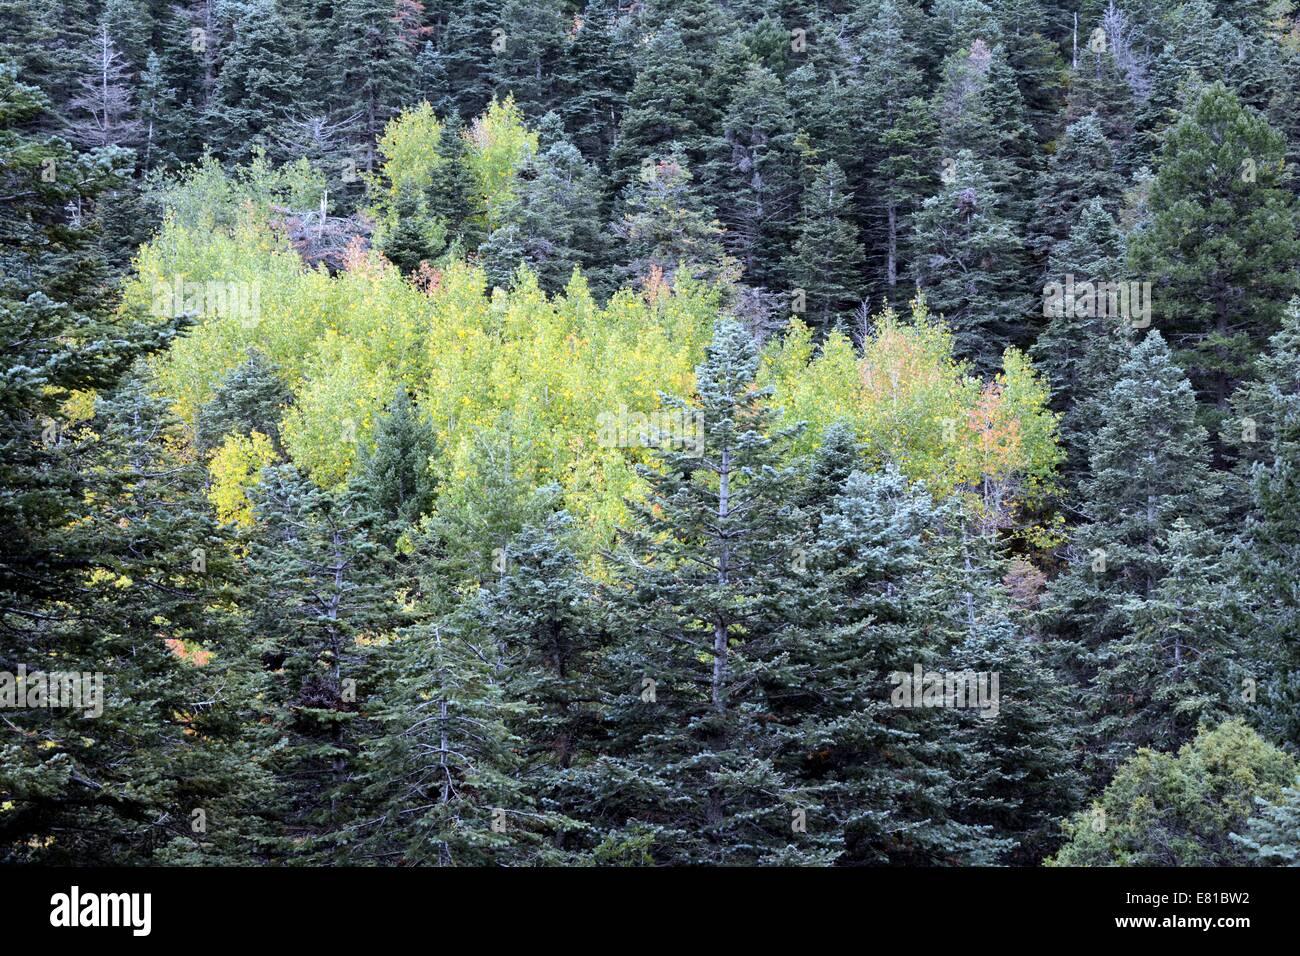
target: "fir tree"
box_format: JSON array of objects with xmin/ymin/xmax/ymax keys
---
[
  {"xmin": 1031, "ymin": 198, "xmax": 1132, "ymax": 483},
  {"xmin": 480, "ymin": 138, "xmax": 610, "ymax": 294},
  {"xmin": 612, "ymin": 151, "xmax": 729, "ymax": 288},
  {"xmin": 1231, "ymin": 775, "xmax": 1300, "ymax": 866},
  {"xmin": 359, "ymin": 388, "xmax": 439, "ymax": 540},
  {"xmin": 1128, "ymin": 82, "xmax": 1300, "ymax": 424},
  {"xmin": 911, "ymin": 150, "xmax": 1032, "ymax": 371},
  {"xmin": 205, "ymin": 0, "xmax": 305, "ymax": 161},
  {"xmin": 700, "ymin": 63, "xmax": 799, "ymax": 290},
  {"xmin": 591, "ymin": 320, "xmax": 829, "ymax": 864},
  {"xmin": 782, "ymin": 160, "xmax": 867, "ymax": 331},
  {"xmin": 241, "ymin": 465, "xmax": 398, "ymax": 860},
  {"xmin": 194, "ymin": 348, "xmax": 294, "ymax": 455}
]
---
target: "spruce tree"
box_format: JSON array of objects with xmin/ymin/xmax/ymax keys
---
[
  {"xmin": 1044, "ymin": 332, "xmax": 1225, "ymax": 771},
  {"xmin": 359, "ymin": 388, "xmax": 438, "ymax": 541},
  {"xmin": 1227, "ymin": 302, "xmax": 1300, "ymax": 749},
  {"xmin": 205, "ymin": 0, "xmax": 305, "ymax": 161},
  {"xmin": 1031, "ymin": 198, "xmax": 1132, "ymax": 484},
  {"xmin": 479, "ymin": 138, "xmax": 610, "ymax": 295},
  {"xmin": 700, "ymin": 63, "xmax": 799, "ymax": 290},
  {"xmin": 795, "ymin": 469, "xmax": 1014, "ymax": 864},
  {"xmin": 612, "ymin": 151, "xmax": 729, "ymax": 288},
  {"xmin": 1031, "ymin": 113, "xmax": 1122, "ymax": 260},
  {"xmin": 607, "ymin": 20, "xmax": 708, "ymax": 196}
]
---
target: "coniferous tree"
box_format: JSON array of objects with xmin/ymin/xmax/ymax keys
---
[
  {"xmin": 471, "ymin": 512, "xmax": 605, "ymax": 853},
  {"xmin": 933, "ymin": 40, "xmax": 1037, "ymax": 224},
  {"xmin": 911, "ymin": 150, "xmax": 1032, "ymax": 371},
  {"xmin": 488, "ymin": 0, "xmax": 567, "ymax": 117},
  {"xmin": 194, "ymin": 348, "xmax": 294, "ymax": 455},
  {"xmin": 855, "ymin": 0, "xmax": 936, "ymax": 296},
  {"xmin": 424, "ymin": 111, "xmax": 484, "ymax": 252},
  {"xmin": 1128, "ymin": 82, "xmax": 1300, "ymax": 425},
  {"xmin": 480, "ymin": 138, "xmax": 610, "ymax": 294},
  {"xmin": 558, "ymin": 0, "xmax": 634, "ymax": 162},
  {"xmin": 1050, "ymin": 719, "xmax": 1296, "ymax": 866},
  {"xmin": 359, "ymin": 388, "xmax": 439, "ymax": 540},
  {"xmin": 1227, "ymin": 302, "xmax": 1300, "ymax": 749},
  {"xmin": 612, "ymin": 151, "xmax": 729, "ymax": 288},
  {"xmin": 205, "ymin": 0, "xmax": 305, "ymax": 161},
  {"xmin": 795, "ymin": 469, "xmax": 1013, "ymax": 865},
  {"xmin": 1044, "ymin": 332, "xmax": 1225, "ymax": 770},
  {"xmin": 700, "ymin": 63, "xmax": 799, "ymax": 290},
  {"xmin": 607, "ymin": 20, "xmax": 708, "ymax": 196},
  {"xmin": 782, "ymin": 160, "xmax": 867, "ymax": 331},
  {"xmin": 2, "ymin": 371, "xmax": 273, "ymax": 863},
  {"xmin": 1031, "ymin": 198, "xmax": 1132, "ymax": 482},
  {"xmin": 65, "ymin": 20, "xmax": 142, "ymax": 148},
  {"xmin": 331, "ymin": 0, "xmax": 421, "ymax": 170},
  {"xmin": 1031, "ymin": 113, "xmax": 1123, "ymax": 260},
  {"xmin": 1231, "ymin": 775, "xmax": 1300, "ymax": 866},
  {"xmin": 591, "ymin": 320, "xmax": 829, "ymax": 865},
  {"xmin": 241, "ymin": 465, "xmax": 398, "ymax": 860},
  {"xmin": 360, "ymin": 604, "xmax": 543, "ymax": 864}
]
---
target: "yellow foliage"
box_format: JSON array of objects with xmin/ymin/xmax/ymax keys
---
[{"xmin": 208, "ymin": 431, "xmax": 277, "ymax": 526}]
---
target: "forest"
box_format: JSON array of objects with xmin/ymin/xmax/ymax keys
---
[{"xmin": 1, "ymin": 0, "xmax": 1299, "ymax": 868}]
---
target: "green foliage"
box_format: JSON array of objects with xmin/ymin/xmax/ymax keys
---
[{"xmin": 1050, "ymin": 720, "xmax": 1297, "ymax": 866}]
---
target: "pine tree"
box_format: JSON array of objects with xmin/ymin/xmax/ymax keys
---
[
  {"xmin": 359, "ymin": 607, "xmax": 542, "ymax": 864},
  {"xmin": 428, "ymin": 0, "xmax": 505, "ymax": 118},
  {"xmin": 358, "ymin": 451, "xmax": 569, "ymax": 865},
  {"xmin": 424, "ymin": 112, "xmax": 484, "ymax": 252},
  {"xmin": 1064, "ymin": 12, "xmax": 1142, "ymax": 175},
  {"xmin": 933, "ymin": 40, "xmax": 1037, "ymax": 224},
  {"xmin": 855, "ymin": 1, "xmax": 938, "ymax": 298},
  {"xmin": 377, "ymin": 178, "xmax": 448, "ymax": 274}
]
